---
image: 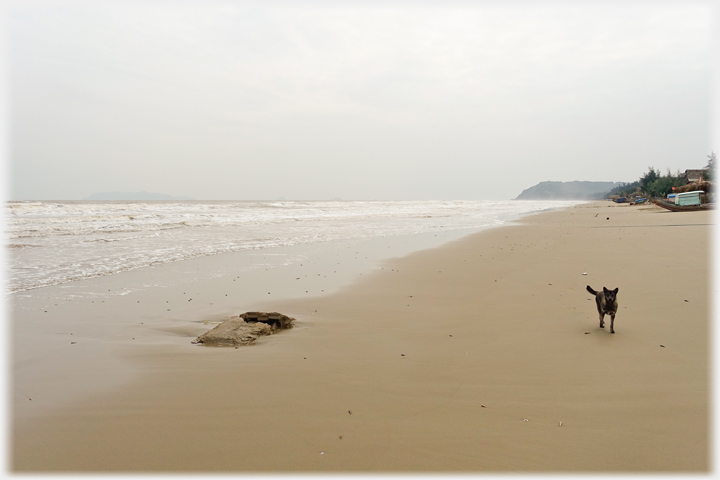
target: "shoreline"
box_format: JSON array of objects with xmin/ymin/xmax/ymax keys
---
[
  {"xmin": 11, "ymin": 201, "xmax": 710, "ymax": 472},
  {"xmin": 10, "ymin": 220, "xmax": 511, "ymax": 420},
  {"xmin": 7, "ymin": 199, "xmax": 574, "ymax": 295}
]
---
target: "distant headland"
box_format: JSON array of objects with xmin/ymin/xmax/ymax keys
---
[
  {"xmin": 83, "ymin": 191, "xmax": 196, "ymax": 201},
  {"xmin": 514, "ymin": 181, "xmax": 624, "ymax": 200}
]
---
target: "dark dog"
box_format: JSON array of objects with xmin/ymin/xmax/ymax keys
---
[{"xmin": 586, "ymin": 285, "xmax": 619, "ymax": 333}]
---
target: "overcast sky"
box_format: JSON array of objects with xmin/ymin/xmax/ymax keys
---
[{"xmin": 6, "ymin": 0, "xmax": 716, "ymax": 200}]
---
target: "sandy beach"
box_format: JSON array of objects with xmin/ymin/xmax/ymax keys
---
[{"xmin": 11, "ymin": 201, "xmax": 710, "ymax": 472}]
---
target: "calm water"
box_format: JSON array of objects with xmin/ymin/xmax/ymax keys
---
[{"xmin": 5, "ymin": 200, "xmax": 579, "ymax": 293}]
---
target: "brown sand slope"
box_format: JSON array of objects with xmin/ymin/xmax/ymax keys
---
[{"xmin": 12, "ymin": 202, "xmax": 710, "ymax": 472}]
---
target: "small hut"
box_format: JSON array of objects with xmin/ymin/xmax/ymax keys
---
[{"xmin": 683, "ymin": 169, "xmax": 709, "ymax": 184}]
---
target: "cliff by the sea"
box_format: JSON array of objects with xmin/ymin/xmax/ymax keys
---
[{"xmin": 514, "ymin": 181, "xmax": 623, "ymax": 200}]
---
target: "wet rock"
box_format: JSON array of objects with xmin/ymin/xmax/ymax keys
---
[
  {"xmin": 193, "ymin": 312, "xmax": 296, "ymax": 347},
  {"xmin": 240, "ymin": 311, "xmax": 296, "ymax": 331},
  {"xmin": 193, "ymin": 319, "xmax": 272, "ymax": 346}
]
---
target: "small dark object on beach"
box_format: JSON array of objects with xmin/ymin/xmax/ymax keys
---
[
  {"xmin": 339, "ymin": 435, "xmax": 343, "ymax": 439},
  {"xmin": 348, "ymin": 410, "xmax": 352, "ymax": 414},
  {"xmin": 685, "ymin": 300, "xmax": 689, "ymax": 302},
  {"xmin": 660, "ymin": 345, "xmax": 665, "ymax": 347},
  {"xmin": 585, "ymin": 332, "xmax": 590, "ymax": 334},
  {"xmin": 481, "ymin": 404, "xmax": 487, "ymax": 408},
  {"xmin": 240, "ymin": 312, "xmax": 295, "ymax": 330},
  {"xmin": 71, "ymin": 342, "xmax": 76, "ymax": 344},
  {"xmin": 401, "ymin": 353, "xmax": 405, "ymax": 356},
  {"xmin": 606, "ymin": 217, "xmax": 609, "ymax": 220}
]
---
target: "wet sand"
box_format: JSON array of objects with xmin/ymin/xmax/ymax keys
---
[{"xmin": 11, "ymin": 202, "xmax": 710, "ymax": 472}]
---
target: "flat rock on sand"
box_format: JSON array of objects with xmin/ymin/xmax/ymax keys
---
[{"xmin": 193, "ymin": 319, "xmax": 272, "ymax": 346}]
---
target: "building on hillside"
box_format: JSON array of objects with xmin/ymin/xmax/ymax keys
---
[{"xmin": 683, "ymin": 169, "xmax": 709, "ymax": 184}]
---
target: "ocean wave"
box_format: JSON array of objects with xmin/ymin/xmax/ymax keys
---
[{"xmin": 6, "ymin": 200, "xmax": 581, "ymax": 293}]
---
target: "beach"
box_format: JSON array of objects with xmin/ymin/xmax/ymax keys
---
[{"xmin": 11, "ymin": 201, "xmax": 710, "ymax": 472}]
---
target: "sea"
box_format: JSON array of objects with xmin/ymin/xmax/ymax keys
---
[{"xmin": 5, "ymin": 200, "xmax": 580, "ymax": 294}]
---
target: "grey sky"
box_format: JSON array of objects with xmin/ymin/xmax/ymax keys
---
[{"xmin": 7, "ymin": 1, "xmax": 715, "ymax": 200}]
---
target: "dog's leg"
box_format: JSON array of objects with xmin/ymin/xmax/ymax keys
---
[
  {"xmin": 610, "ymin": 314, "xmax": 615, "ymax": 334},
  {"xmin": 599, "ymin": 312, "xmax": 605, "ymax": 328}
]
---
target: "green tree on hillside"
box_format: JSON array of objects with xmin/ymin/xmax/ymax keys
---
[
  {"xmin": 604, "ymin": 152, "xmax": 716, "ymax": 199},
  {"xmin": 606, "ymin": 181, "xmax": 640, "ymax": 198},
  {"xmin": 639, "ymin": 167, "xmax": 660, "ymax": 193},
  {"xmin": 645, "ymin": 169, "xmax": 685, "ymax": 197},
  {"xmin": 610, "ymin": 167, "xmax": 683, "ymax": 198}
]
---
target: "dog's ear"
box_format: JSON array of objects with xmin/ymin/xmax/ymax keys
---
[
  {"xmin": 603, "ymin": 287, "xmax": 609, "ymax": 294},
  {"xmin": 613, "ymin": 287, "xmax": 618, "ymax": 294}
]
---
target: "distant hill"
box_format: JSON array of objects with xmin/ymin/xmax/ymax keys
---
[
  {"xmin": 514, "ymin": 181, "xmax": 624, "ymax": 200},
  {"xmin": 83, "ymin": 191, "xmax": 196, "ymax": 201}
]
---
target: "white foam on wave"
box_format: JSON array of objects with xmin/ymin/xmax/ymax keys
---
[{"xmin": 5, "ymin": 200, "xmax": 580, "ymax": 293}]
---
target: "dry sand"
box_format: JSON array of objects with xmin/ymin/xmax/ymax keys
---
[{"xmin": 11, "ymin": 202, "xmax": 711, "ymax": 472}]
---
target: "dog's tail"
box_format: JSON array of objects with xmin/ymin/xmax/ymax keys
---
[{"xmin": 586, "ymin": 285, "xmax": 597, "ymax": 295}]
